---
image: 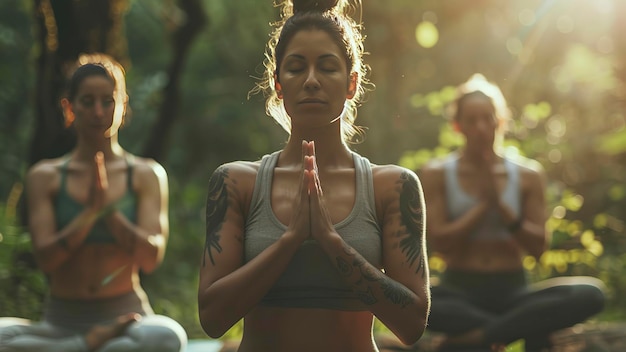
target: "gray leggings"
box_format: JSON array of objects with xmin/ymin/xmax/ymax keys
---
[{"xmin": 0, "ymin": 293, "xmax": 187, "ymax": 352}]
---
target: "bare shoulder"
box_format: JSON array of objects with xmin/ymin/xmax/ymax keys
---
[
  {"xmin": 371, "ymin": 163, "xmax": 423, "ymax": 204},
  {"xmin": 371, "ymin": 163, "xmax": 418, "ymax": 183},
  {"xmin": 213, "ymin": 160, "xmax": 260, "ymax": 180},
  {"xmin": 208, "ymin": 160, "xmax": 262, "ymax": 202},
  {"xmin": 506, "ymin": 154, "xmax": 545, "ymax": 180},
  {"xmin": 128, "ymin": 155, "xmax": 168, "ymax": 187},
  {"xmin": 26, "ymin": 157, "xmax": 67, "ymax": 189}
]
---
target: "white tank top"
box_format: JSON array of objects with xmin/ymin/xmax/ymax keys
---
[{"xmin": 444, "ymin": 155, "xmax": 521, "ymax": 240}]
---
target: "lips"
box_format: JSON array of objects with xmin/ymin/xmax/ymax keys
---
[{"xmin": 299, "ymin": 98, "xmax": 325, "ymax": 104}]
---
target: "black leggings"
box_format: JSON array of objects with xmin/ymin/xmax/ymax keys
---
[{"xmin": 427, "ymin": 269, "xmax": 605, "ymax": 349}]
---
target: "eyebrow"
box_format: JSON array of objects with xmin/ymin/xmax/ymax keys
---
[{"xmin": 285, "ymin": 53, "xmax": 341, "ymax": 61}]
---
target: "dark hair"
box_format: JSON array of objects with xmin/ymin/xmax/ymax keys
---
[
  {"xmin": 67, "ymin": 64, "xmax": 115, "ymax": 101},
  {"xmin": 66, "ymin": 53, "xmax": 129, "ymax": 133},
  {"xmin": 251, "ymin": 0, "xmax": 370, "ymax": 144}
]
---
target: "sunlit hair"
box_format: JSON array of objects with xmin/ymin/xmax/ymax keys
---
[
  {"xmin": 250, "ymin": 0, "xmax": 371, "ymax": 144},
  {"xmin": 67, "ymin": 53, "xmax": 128, "ymax": 137},
  {"xmin": 447, "ymin": 73, "xmax": 511, "ymax": 128}
]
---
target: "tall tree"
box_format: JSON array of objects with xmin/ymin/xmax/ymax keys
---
[{"xmin": 142, "ymin": 0, "xmax": 207, "ymax": 162}]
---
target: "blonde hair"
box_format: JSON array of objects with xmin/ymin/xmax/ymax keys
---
[{"xmin": 447, "ymin": 73, "xmax": 511, "ymax": 124}]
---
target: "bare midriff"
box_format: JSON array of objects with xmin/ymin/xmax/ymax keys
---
[{"xmin": 238, "ymin": 306, "xmax": 379, "ymax": 352}]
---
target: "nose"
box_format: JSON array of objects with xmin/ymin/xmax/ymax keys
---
[
  {"xmin": 94, "ymin": 101, "xmax": 105, "ymax": 118},
  {"xmin": 303, "ymin": 67, "xmax": 321, "ymax": 91}
]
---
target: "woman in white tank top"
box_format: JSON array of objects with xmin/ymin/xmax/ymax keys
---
[{"xmin": 420, "ymin": 74, "xmax": 605, "ymax": 351}]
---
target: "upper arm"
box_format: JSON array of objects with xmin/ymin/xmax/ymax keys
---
[
  {"xmin": 25, "ymin": 163, "xmax": 58, "ymax": 252},
  {"xmin": 198, "ymin": 162, "xmax": 251, "ymax": 293},
  {"xmin": 377, "ymin": 166, "xmax": 429, "ymax": 298},
  {"xmin": 418, "ymin": 165, "xmax": 448, "ymax": 238},
  {"xmin": 135, "ymin": 160, "xmax": 169, "ymax": 240},
  {"xmin": 522, "ymin": 166, "xmax": 547, "ymax": 228}
]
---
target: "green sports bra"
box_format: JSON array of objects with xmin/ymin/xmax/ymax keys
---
[{"xmin": 55, "ymin": 156, "xmax": 137, "ymax": 244}]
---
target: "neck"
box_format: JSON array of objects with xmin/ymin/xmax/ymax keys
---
[
  {"xmin": 281, "ymin": 130, "xmax": 353, "ymax": 169},
  {"xmin": 459, "ymin": 146, "xmax": 498, "ymax": 164},
  {"xmin": 74, "ymin": 134, "xmax": 124, "ymax": 161}
]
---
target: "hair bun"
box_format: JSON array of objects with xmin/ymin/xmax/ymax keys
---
[{"xmin": 292, "ymin": 0, "xmax": 338, "ymax": 14}]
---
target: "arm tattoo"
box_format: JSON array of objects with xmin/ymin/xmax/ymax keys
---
[
  {"xmin": 349, "ymin": 244, "xmax": 415, "ymax": 307},
  {"xmin": 337, "ymin": 257, "xmax": 352, "ymax": 276},
  {"xmin": 203, "ymin": 167, "xmax": 229, "ymax": 267},
  {"xmin": 398, "ymin": 171, "xmax": 426, "ymax": 276},
  {"xmin": 355, "ymin": 287, "xmax": 378, "ymax": 305},
  {"xmin": 380, "ymin": 280, "xmax": 413, "ymax": 308}
]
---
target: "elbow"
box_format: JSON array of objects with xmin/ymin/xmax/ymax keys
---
[
  {"xmin": 392, "ymin": 302, "xmax": 429, "ymax": 346},
  {"xmin": 397, "ymin": 320, "xmax": 426, "ymax": 346},
  {"xmin": 139, "ymin": 254, "xmax": 161, "ymax": 274},
  {"xmin": 139, "ymin": 239, "xmax": 166, "ymax": 273},
  {"xmin": 198, "ymin": 289, "xmax": 235, "ymax": 339},
  {"xmin": 198, "ymin": 306, "xmax": 230, "ymax": 339},
  {"xmin": 530, "ymin": 238, "xmax": 548, "ymax": 260}
]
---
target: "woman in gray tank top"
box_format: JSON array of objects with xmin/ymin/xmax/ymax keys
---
[
  {"xmin": 420, "ymin": 74, "xmax": 605, "ymax": 351},
  {"xmin": 197, "ymin": 1, "xmax": 431, "ymax": 351}
]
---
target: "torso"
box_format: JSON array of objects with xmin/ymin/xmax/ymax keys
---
[
  {"xmin": 239, "ymin": 307, "xmax": 377, "ymax": 352},
  {"xmin": 232, "ymin": 152, "xmax": 386, "ymax": 352},
  {"xmin": 43, "ymin": 155, "xmax": 145, "ymax": 299},
  {"xmin": 433, "ymin": 154, "xmax": 534, "ymax": 272}
]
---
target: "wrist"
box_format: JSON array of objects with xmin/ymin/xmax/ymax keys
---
[{"xmin": 101, "ymin": 203, "xmax": 118, "ymax": 218}]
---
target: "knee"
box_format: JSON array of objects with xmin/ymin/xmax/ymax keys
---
[
  {"xmin": 0, "ymin": 323, "xmax": 28, "ymax": 345},
  {"xmin": 573, "ymin": 284, "xmax": 606, "ymax": 317},
  {"xmin": 136, "ymin": 316, "xmax": 187, "ymax": 352}
]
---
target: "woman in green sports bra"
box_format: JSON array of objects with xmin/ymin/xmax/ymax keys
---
[{"xmin": 0, "ymin": 53, "xmax": 186, "ymax": 352}]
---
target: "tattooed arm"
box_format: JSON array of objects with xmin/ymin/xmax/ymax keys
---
[
  {"xmin": 314, "ymin": 166, "xmax": 430, "ymax": 345},
  {"xmin": 197, "ymin": 161, "xmax": 307, "ymax": 338}
]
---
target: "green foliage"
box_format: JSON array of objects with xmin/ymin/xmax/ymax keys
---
[{"xmin": 0, "ymin": 184, "xmax": 47, "ymax": 319}]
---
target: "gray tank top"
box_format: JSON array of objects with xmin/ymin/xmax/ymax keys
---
[
  {"xmin": 245, "ymin": 151, "xmax": 382, "ymax": 310},
  {"xmin": 444, "ymin": 155, "xmax": 521, "ymax": 240}
]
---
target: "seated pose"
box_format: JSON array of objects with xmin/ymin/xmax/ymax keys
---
[
  {"xmin": 420, "ymin": 74, "xmax": 605, "ymax": 352},
  {"xmin": 0, "ymin": 54, "xmax": 186, "ymax": 352},
  {"xmin": 197, "ymin": 1, "xmax": 431, "ymax": 351}
]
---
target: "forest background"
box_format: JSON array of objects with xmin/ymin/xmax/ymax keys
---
[{"xmin": 0, "ymin": 0, "xmax": 625, "ymax": 340}]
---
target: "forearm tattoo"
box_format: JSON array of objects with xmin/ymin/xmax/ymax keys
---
[
  {"xmin": 398, "ymin": 171, "xmax": 426, "ymax": 277},
  {"xmin": 339, "ymin": 244, "xmax": 414, "ymax": 307},
  {"xmin": 380, "ymin": 280, "xmax": 413, "ymax": 308},
  {"xmin": 203, "ymin": 166, "xmax": 228, "ymax": 267}
]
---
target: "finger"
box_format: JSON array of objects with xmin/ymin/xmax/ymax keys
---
[
  {"xmin": 305, "ymin": 140, "xmax": 314, "ymax": 157},
  {"xmin": 94, "ymin": 152, "xmax": 109, "ymax": 190},
  {"xmin": 302, "ymin": 139, "xmax": 309, "ymax": 159},
  {"xmin": 304, "ymin": 155, "xmax": 315, "ymax": 172},
  {"xmin": 306, "ymin": 169, "xmax": 316, "ymax": 196},
  {"xmin": 311, "ymin": 169, "xmax": 322, "ymax": 197},
  {"xmin": 311, "ymin": 166, "xmax": 321, "ymax": 193}
]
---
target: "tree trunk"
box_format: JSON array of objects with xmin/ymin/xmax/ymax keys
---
[{"xmin": 142, "ymin": 0, "xmax": 208, "ymax": 163}]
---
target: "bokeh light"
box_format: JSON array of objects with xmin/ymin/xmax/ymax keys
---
[{"xmin": 415, "ymin": 21, "xmax": 438, "ymax": 48}]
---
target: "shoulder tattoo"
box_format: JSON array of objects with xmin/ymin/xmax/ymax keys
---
[
  {"xmin": 203, "ymin": 166, "xmax": 229, "ymax": 267},
  {"xmin": 398, "ymin": 171, "xmax": 426, "ymax": 277}
]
